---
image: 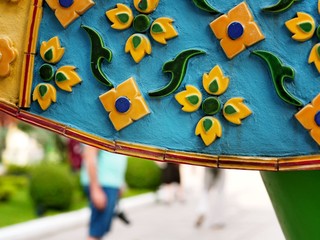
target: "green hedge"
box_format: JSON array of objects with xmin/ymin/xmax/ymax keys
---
[
  {"xmin": 0, "ymin": 175, "xmax": 29, "ymax": 202},
  {"xmin": 29, "ymin": 164, "xmax": 74, "ymax": 213},
  {"xmin": 125, "ymin": 157, "xmax": 161, "ymax": 190}
]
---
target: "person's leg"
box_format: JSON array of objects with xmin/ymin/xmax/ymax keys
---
[
  {"xmin": 206, "ymin": 169, "xmax": 226, "ymax": 229},
  {"xmin": 86, "ymin": 187, "xmax": 119, "ymax": 239}
]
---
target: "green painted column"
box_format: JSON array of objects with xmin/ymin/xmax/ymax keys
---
[{"xmin": 261, "ymin": 170, "xmax": 320, "ymax": 240}]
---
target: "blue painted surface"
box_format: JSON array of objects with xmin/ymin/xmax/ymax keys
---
[{"xmin": 30, "ymin": 0, "xmax": 320, "ymax": 157}]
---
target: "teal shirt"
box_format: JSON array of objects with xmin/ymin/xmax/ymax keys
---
[{"xmin": 80, "ymin": 151, "xmax": 127, "ymax": 188}]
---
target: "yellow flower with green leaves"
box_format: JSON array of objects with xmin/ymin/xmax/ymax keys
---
[
  {"xmin": 33, "ymin": 36, "xmax": 82, "ymax": 111},
  {"xmin": 285, "ymin": 3, "xmax": 320, "ymax": 73},
  {"xmin": 40, "ymin": 36, "xmax": 65, "ymax": 64},
  {"xmin": 33, "ymin": 83, "xmax": 57, "ymax": 111},
  {"xmin": 106, "ymin": 0, "xmax": 178, "ymax": 63},
  {"xmin": 175, "ymin": 65, "xmax": 252, "ymax": 146}
]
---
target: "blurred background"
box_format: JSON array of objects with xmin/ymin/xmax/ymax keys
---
[{"xmin": 0, "ymin": 112, "xmax": 284, "ymax": 240}]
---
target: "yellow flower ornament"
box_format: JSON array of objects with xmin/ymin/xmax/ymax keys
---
[
  {"xmin": 175, "ymin": 65, "xmax": 252, "ymax": 146},
  {"xmin": 33, "ymin": 83, "xmax": 57, "ymax": 111},
  {"xmin": 40, "ymin": 36, "xmax": 65, "ymax": 64},
  {"xmin": 210, "ymin": 2, "xmax": 265, "ymax": 59},
  {"xmin": 285, "ymin": 4, "xmax": 320, "ymax": 73},
  {"xmin": 33, "ymin": 36, "xmax": 82, "ymax": 111},
  {"xmin": 99, "ymin": 77, "xmax": 150, "ymax": 131},
  {"xmin": 285, "ymin": 12, "xmax": 316, "ymax": 42},
  {"xmin": 133, "ymin": 0, "xmax": 159, "ymax": 14},
  {"xmin": 106, "ymin": 0, "xmax": 178, "ymax": 63},
  {"xmin": 0, "ymin": 37, "xmax": 17, "ymax": 78},
  {"xmin": 296, "ymin": 94, "xmax": 320, "ymax": 145},
  {"xmin": 125, "ymin": 34, "xmax": 152, "ymax": 63},
  {"xmin": 55, "ymin": 66, "xmax": 82, "ymax": 92},
  {"xmin": 195, "ymin": 117, "xmax": 222, "ymax": 146},
  {"xmin": 46, "ymin": 0, "xmax": 95, "ymax": 28}
]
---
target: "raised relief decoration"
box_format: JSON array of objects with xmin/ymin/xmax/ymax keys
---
[
  {"xmin": 99, "ymin": 77, "xmax": 150, "ymax": 131},
  {"xmin": 175, "ymin": 65, "xmax": 251, "ymax": 146},
  {"xmin": 33, "ymin": 36, "xmax": 82, "ymax": 111},
  {"xmin": 81, "ymin": 25, "xmax": 114, "ymax": 87},
  {"xmin": 106, "ymin": 0, "xmax": 178, "ymax": 63},
  {"xmin": 0, "ymin": 37, "xmax": 17, "ymax": 78},
  {"xmin": 191, "ymin": 0, "xmax": 220, "ymax": 14},
  {"xmin": 5, "ymin": 0, "xmax": 320, "ymax": 172},
  {"xmin": 262, "ymin": 0, "xmax": 299, "ymax": 13},
  {"xmin": 46, "ymin": 0, "xmax": 95, "ymax": 28},
  {"xmin": 210, "ymin": 2, "xmax": 265, "ymax": 59},
  {"xmin": 149, "ymin": 49, "xmax": 205, "ymax": 97},
  {"xmin": 252, "ymin": 50, "xmax": 303, "ymax": 107},
  {"xmin": 296, "ymin": 94, "xmax": 320, "ymax": 145},
  {"xmin": 285, "ymin": 7, "xmax": 320, "ymax": 73}
]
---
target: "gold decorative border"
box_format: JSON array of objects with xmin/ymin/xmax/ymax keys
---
[
  {"xmin": 1, "ymin": 100, "xmax": 320, "ymax": 171},
  {"xmin": 19, "ymin": 0, "xmax": 43, "ymax": 108}
]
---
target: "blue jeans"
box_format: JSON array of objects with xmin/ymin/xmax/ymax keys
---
[{"xmin": 84, "ymin": 186, "xmax": 119, "ymax": 238}]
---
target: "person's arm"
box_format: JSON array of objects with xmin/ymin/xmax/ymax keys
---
[{"xmin": 82, "ymin": 145, "xmax": 107, "ymax": 210}]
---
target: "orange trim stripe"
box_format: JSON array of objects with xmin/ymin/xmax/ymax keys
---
[
  {"xmin": 19, "ymin": 0, "xmax": 43, "ymax": 108},
  {"xmin": 1, "ymin": 101, "xmax": 320, "ymax": 171}
]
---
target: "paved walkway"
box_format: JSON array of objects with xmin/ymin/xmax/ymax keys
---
[{"xmin": 34, "ymin": 169, "xmax": 285, "ymax": 240}]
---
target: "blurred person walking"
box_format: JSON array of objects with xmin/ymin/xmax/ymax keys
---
[
  {"xmin": 158, "ymin": 163, "xmax": 184, "ymax": 203},
  {"xmin": 195, "ymin": 168, "xmax": 226, "ymax": 229},
  {"xmin": 81, "ymin": 145, "xmax": 127, "ymax": 240}
]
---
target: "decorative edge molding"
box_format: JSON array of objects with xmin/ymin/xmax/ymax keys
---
[
  {"xmin": 1, "ymin": 100, "xmax": 320, "ymax": 171},
  {"xmin": 19, "ymin": 0, "xmax": 43, "ymax": 108}
]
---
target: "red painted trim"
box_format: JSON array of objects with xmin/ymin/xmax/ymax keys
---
[
  {"xmin": 64, "ymin": 128, "xmax": 115, "ymax": 151},
  {"xmin": 115, "ymin": 143, "xmax": 165, "ymax": 160},
  {"xmin": 165, "ymin": 152, "xmax": 216, "ymax": 162},
  {"xmin": 220, "ymin": 159, "xmax": 278, "ymax": 169},
  {"xmin": 1, "ymin": 100, "xmax": 320, "ymax": 171},
  {"xmin": 21, "ymin": 1, "xmax": 40, "ymax": 107},
  {"xmin": 280, "ymin": 160, "xmax": 320, "ymax": 168},
  {"xmin": 19, "ymin": 112, "xmax": 65, "ymax": 134}
]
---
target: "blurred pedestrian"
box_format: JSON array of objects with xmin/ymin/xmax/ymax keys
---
[
  {"xmin": 81, "ymin": 145, "xmax": 128, "ymax": 240},
  {"xmin": 195, "ymin": 168, "xmax": 226, "ymax": 229},
  {"xmin": 158, "ymin": 163, "xmax": 184, "ymax": 203},
  {"xmin": 67, "ymin": 138, "xmax": 83, "ymax": 172}
]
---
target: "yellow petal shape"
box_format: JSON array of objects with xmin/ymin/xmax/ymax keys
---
[
  {"xmin": 133, "ymin": 0, "xmax": 159, "ymax": 14},
  {"xmin": 99, "ymin": 77, "xmax": 150, "ymax": 131},
  {"xmin": 125, "ymin": 34, "xmax": 152, "ymax": 63},
  {"xmin": 195, "ymin": 117, "xmax": 222, "ymax": 146},
  {"xmin": 295, "ymin": 93, "xmax": 320, "ymax": 145},
  {"xmin": 55, "ymin": 66, "xmax": 82, "ymax": 92},
  {"xmin": 150, "ymin": 18, "xmax": 178, "ymax": 44},
  {"xmin": 319, "ymin": 0, "xmax": 320, "ymax": 14},
  {"xmin": 308, "ymin": 43, "xmax": 320, "ymax": 73},
  {"xmin": 46, "ymin": 0, "xmax": 95, "ymax": 28},
  {"xmin": 40, "ymin": 36, "xmax": 65, "ymax": 64},
  {"xmin": 285, "ymin": 12, "xmax": 315, "ymax": 42},
  {"xmin": 295, "ymin": 105, "xmax": 317, "ymax": 131},
  {"xmin": 32, "ymin": 83, "xmax": 57, "ymax": 111},
  {"xmin": 223, "ymin": 98, "xmax": 252, "ymax": 125},
  {"xmin": 203, "ymin": 65, "xmax": 229, "ymax": 96},
  {"xmin": 106, "ymin": 4, "xmax": 133, "ymax": 30},
  {"xmin": 0, "ymin": 37, "xmax": 17, "ymax": 78},
  {"xmin": 175, "ymin": 85, "xmax": 202, "ymax": 112}
]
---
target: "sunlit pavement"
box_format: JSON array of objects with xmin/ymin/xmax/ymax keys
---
[{"xmin": 33, "ymin": 168, "xmax": 285, "ymax": 240}]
